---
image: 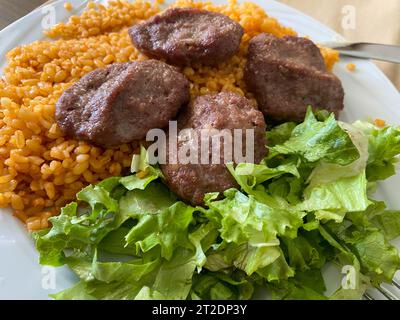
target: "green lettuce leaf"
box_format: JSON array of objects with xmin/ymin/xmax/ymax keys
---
[
  {"xmin": 337, "ymin": 228, "xmax": 400, "ymax": 284},
  {"xmin": 267, "ymin": 269, "xmax": 327, "ymax": 300},
  {"xmin": 353, "ymin": 121, "xmax": 400, "ymax": 181},
  {"xmin": 125, "ymin": 201, "xmax": 196, "ymax": 260},
  {"xmin": 269, "ymin": 108, "xmax": 359, "ymax": 166},
  {"xmin": 204, "ymin": 189, "xmax": 304, "ymax": 278},
  {"xmin": 206, "ymin": 189, "xmax": 305, "ymax": 247},
  {"xmin": 34, "ymin": 196, "xmax": 129, "ymax": 267},
  {"xmin": 191, "ymin": 271, "xmax": 254, "ymax": 300},
  {"xmin": 266, "ymin": 122, "xmax": 296, "ymax": 146},
  {"xmin": 297, "ymin": 172, "xmax": 371, "ymax": 222},
  {"xmin": 35, "ymin": 110, "xmax": 400, "ymax": 301},
  {"xmin": 370, "ymin": 210, "xmax": 400, "ymax": 241}
]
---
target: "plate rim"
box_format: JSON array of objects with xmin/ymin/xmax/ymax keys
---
[{"xmin": 0, "ymin": 0, "xmax": 399, "ymax": 299}]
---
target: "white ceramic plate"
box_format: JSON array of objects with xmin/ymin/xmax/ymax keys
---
[{"xmin": 0, "ymin": 0, "xmax": 399, "ymax": 300}]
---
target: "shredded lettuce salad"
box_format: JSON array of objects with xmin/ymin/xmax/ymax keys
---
[{"xmin": 33, "ymin": 108, "xmax": 400, "ymax": 300}]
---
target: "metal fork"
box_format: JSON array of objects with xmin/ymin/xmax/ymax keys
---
[
  {"xmin": 363, "ymin": 279, "xmax": 400, "ymax": 300},
  {"xmin": 322, "ymin": 41, "xmax": 400, "ymax": 64}
]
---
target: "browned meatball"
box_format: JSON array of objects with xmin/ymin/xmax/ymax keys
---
[
  {"xmin": 161, "ymin": 92, "xmax": 267, "ymax": 206},
  {"xmin": 244, "ymin": 33, "xmax": 345, "ymax": 122},
  {"xmin": 129, "ymin": 7, "xmax": 244, "ymax": 66},
  {"xmin": 56, "ymin": 60, "xmax": 190, "ymax": 147}
]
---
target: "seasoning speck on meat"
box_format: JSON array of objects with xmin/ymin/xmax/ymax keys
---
[
  {"xmin": 129, "ymin": 7, "xmax": 244, "ymax": 66},
  {"xmin": 56, "ymin": 60, "xmax": 190, "ymax": 147},
  {"xmin": 245, "ymin": 33, "xmax": 344, "ymax": 122},
  {"xmin": 161, "ymin": 92, "xmax": 267, "ymax": 206}
]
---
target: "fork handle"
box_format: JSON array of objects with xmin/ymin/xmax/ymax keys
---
[{"xmin": 324, "ymin": 42, "xmax": 400, "ymax": 64}]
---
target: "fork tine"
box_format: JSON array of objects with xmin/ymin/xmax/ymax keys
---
[
  {"xmin": 392, "ymin": 279, "xmax": 400, "ymax": 291},
  {"xmin": 376, "ymin": 286, "xmax": 399, "ymax": 300},
  {"xmin": 363, "ymin": 292, "xmax": 374, "ymax": 300}
]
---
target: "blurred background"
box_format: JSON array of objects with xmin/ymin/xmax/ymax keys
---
[{"xmin": 0, "ymin": 0, "xmax": 399, "ymax": 89}]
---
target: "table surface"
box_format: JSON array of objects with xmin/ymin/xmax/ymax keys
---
[{"xmin": 0, "ymin": 0, "xmax": 47, "ymax": 30}]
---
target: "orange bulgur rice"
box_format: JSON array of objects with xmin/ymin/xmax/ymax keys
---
[{"xmin": 0, "ymin": 0, "xmax": 339, "ymax": 231}]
